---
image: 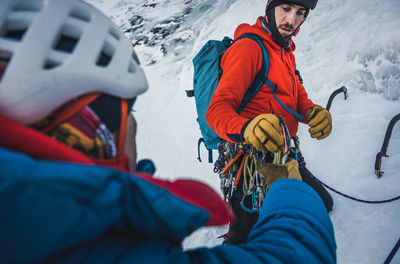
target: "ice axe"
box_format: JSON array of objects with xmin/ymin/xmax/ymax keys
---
[
  {"xmin": 375, "ymin": 113, "xmax": 400, "ymax": 178},
  {"xmin": 326, "ymin": 86, "xmax": 348, "ymax": 111}
]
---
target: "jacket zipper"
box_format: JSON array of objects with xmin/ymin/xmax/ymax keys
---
[
  {"xmin": 289, "ymin": 73, "xmax": 295, "ymax": 96},
  {"xmin": 281, "ymin": 48, "xmax": 295, "ymax": 96}
]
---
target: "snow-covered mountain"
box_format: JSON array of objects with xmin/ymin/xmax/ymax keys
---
[{"xmin": 86, "ymin": 1, "xmax": 400, "ymax": 263}]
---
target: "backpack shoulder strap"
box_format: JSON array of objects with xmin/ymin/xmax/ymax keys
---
[
  {"xmin": 235, "ymin": 33, "xmax": 305, "ymax": 121},
  {"xmin": 235, "ymin": 33, "xmax": 270, "ymax": 113}
]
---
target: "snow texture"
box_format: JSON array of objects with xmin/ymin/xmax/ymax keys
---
[{"xmin": 86, "ymin": 0, "xmax": 400, "ymax": 263}]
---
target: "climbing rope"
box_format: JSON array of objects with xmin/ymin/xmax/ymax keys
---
[{"xmin": 298, "ymin": 153, "xmax": 400, "ymax": 204}]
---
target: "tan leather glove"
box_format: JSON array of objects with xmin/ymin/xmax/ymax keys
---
[
  {"xmin": 243, "ymin": 114, "xmax": 284, "ymax": 152},
  {"xmin": 306, "ymin": 106, "xmax": 332, "ymax": 140},
  {"xmin": 257, "ymin": 159, "xmax": 302, "ymax": 192}
]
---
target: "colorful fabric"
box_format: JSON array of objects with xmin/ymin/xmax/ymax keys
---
[
  {"xmin": 206, "ymin": 17, "xmax": 317, "ymax": 142},
  {"xmin": 46, "ymin": 106, "xmax": 117, "ymax": 159},
  {"xmin": 0, "ymin": 113, "xmax": 130, "ymax": 172}
]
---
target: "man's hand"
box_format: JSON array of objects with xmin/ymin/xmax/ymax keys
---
[
  {"xmin": 257, "ymin": 159, "xmax": 302, "ymax": 192},
  {"xmin": 306, "ymin": 106, "xmax": 332, "ymax": 140},
  {"xmin": 243, "ymin": 114, "xmax": 284, "ymax": 152}
]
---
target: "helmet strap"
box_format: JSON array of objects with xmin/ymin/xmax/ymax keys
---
[
  {"xmin": 42, "ymin": 93, "xmax": 101, "ymax": 133},
  {"xmin": 117, "ymin": 98, "xmax": 128, "ymax": 157}
]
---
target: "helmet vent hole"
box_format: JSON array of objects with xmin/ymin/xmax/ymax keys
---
[
  {"xmin": 43, "ymin": 59, "xmax": 61, "ymax": 70},
  {"xmin": 96, "ymin": 42, "xmax": 115, "ymax": 67},
  {"xmin": 109, "ymin": 27, "xmax": 120, "ymax": 41},
  {"xmin": 3, "ymin": 29, "xmax": 26, "ymax": 40},
  {"xmin": 13, "ymin": 1, "xmax": 44, "ymax": 12},
  {"xmin": 0, "ymin": 51, "xmax": 12, "ymax": 81},
  {"xmin": 0, "ymin": 19, "xmax": 28, "ymax": 41},
  {"xmin": 53, "ymin": 24, "xmax": 81, "ymax": 53},
  {"xmin": 54, "ymin": 35, "xmax": 78, "ymax": 53},
  {"xmin": 70, "ymin": 8, "xmax": 91, "ymax": 23}
]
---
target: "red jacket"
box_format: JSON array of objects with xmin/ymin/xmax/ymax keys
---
[{"xmin": 206, "ymin": 17, "xmax": 317, "ymax": 142}]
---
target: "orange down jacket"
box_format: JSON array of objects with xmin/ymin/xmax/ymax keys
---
[{"xmin": 206, "ymin": 17, "xmax": 317, "ymax": 143}]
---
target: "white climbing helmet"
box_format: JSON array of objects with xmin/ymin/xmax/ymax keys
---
[{"xmin": 0, "ymin": 0, "xmax": 148, "ymax": 124}]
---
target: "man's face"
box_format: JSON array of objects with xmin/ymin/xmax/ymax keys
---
[{"xmin": 274, "ymin": 3, "xmax": 307, "ymax": 37}]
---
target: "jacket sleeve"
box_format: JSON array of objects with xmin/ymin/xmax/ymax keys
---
[
  {"xmin": 0, "ymin": 148, "xmax": 233, "ymax": 263},
  {"xmin": 187, "ymin": 179, "xmax": 336, "ymax": 264},
  {"xmin": 55, "ymin": 179, "xmax": 337, "ymax": 264},
  {"xmin": 297, "ymin": 78, "xmax": 318, "ymax": 123},
  {"xmin": 206, "ymin": 38, "xmax": 263, "ymax": 143},
  {"xmin": 0, "ymin": 148, "xmax": 336, "ymax": 263}
]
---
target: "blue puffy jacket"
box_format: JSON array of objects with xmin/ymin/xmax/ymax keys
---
[
  {"xmin": 0, "ymin": 146, "xmax": 336, "ymax": 264},
  {"xmin": 0, "ymin": 113, "xmax": 336, "ymax": 264}
]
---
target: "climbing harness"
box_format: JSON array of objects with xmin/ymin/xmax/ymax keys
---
[
  {"xmin": 375, "ymin": 113, "xmax": 400, "ymax": 178},
  {"xmin": 325, "ymin": 86, "xmax": 348, "ymax": 111}
]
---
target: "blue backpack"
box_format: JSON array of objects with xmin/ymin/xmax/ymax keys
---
[{"xmin": 187, "ymin": 33, "xmax": 304, "ymax": 162}]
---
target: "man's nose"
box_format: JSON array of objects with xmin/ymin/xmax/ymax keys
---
[{"xmin": 285, "ymin": 11, "xmax": 296, "ymax": 25}]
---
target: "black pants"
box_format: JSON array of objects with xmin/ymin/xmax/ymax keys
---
[{"xmin": 224, "ymin": 166, "xmax": 333, "ymax": 245}]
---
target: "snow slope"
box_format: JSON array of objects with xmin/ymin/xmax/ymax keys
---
[{"xmin": 86, "ymin": 0, "xmax": 400, "ymax": 263}]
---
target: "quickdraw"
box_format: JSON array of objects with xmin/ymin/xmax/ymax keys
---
[
  {"xmin": 240, "ymin": 151, "xmax": 266, "ymax": 213},
  {"xmin": 216, "ymin": 143, "xmax": 247, "ymax": 201}
]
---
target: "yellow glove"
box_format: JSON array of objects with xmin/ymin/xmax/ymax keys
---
[
  {"xmin": 243, "ymin": 114, "xmax": 284, "ymax": 152},
  {"xmin": 257, "ymin": 159, "xmax": 302, "ymax": 192},
  {"xmin": 306, "ymin": 106, "xmax": 332, "ymax": 140}
]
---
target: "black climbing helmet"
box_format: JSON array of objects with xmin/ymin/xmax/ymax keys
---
[{"xmin": 266, "ymin": 0, "xmax": 317, "ymax": 11}]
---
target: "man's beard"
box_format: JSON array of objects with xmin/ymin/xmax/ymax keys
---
[{"xmin": 278, "ymin": 23, "xmax": 295, "ymax": 36}]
